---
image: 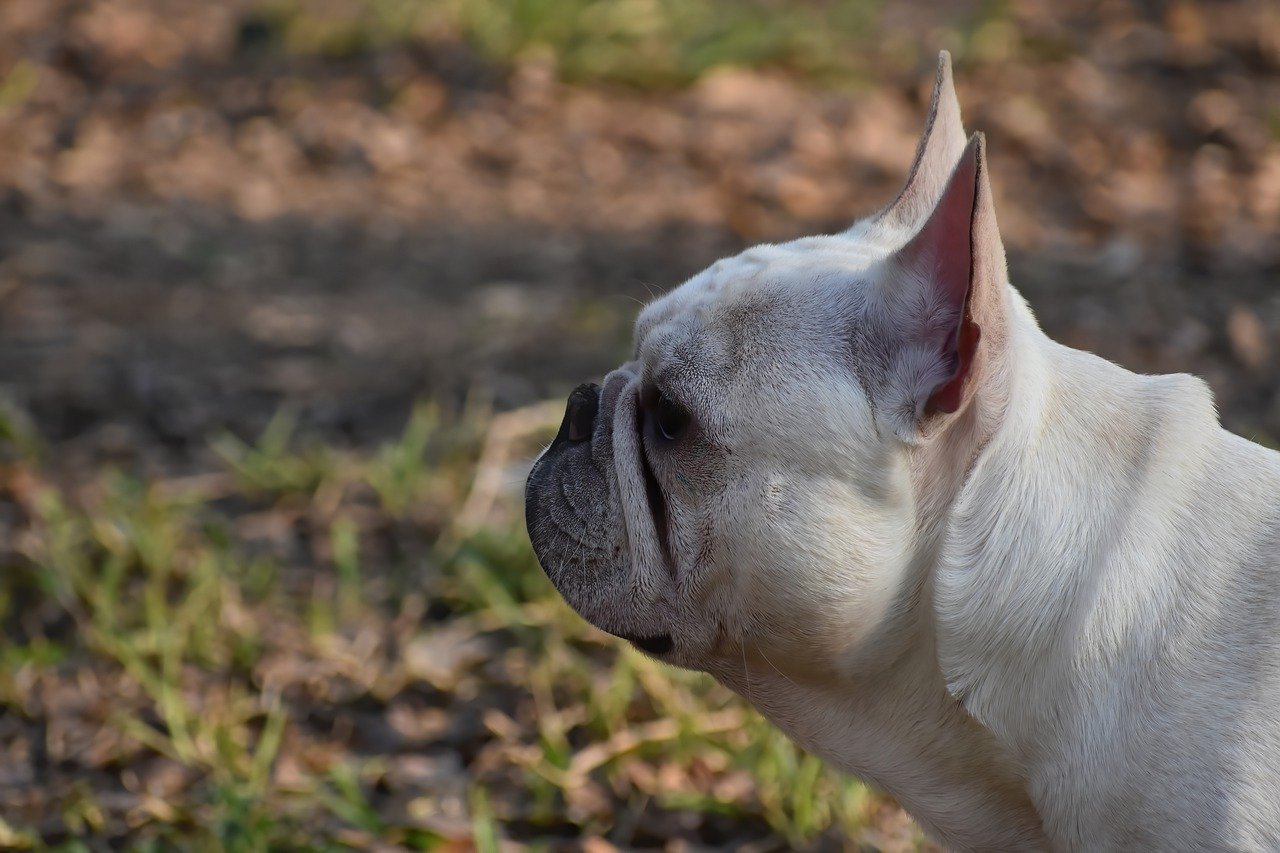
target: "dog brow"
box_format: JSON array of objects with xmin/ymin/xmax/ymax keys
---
[{"xmin": 633, "ymin": 309, "xmax": 661, "ymax": 359}]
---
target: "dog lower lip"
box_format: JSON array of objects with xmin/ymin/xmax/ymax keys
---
[{"xmin": 624, "ymin": 633, "xmax": 674, "ymax": 655}]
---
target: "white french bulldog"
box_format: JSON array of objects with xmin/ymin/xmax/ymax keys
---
[{"xmin": 524, "ymin": 52, "xmax": 1280, "ymax": 851}]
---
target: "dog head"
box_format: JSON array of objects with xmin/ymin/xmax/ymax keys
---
[{"xmin": 524, "ymin": 53, "xmax": 1012, "ymax": 684}]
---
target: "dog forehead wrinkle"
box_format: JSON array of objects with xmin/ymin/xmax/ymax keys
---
[
  {"xmin": 639, "ymin": 311, "xmax": 718, "ymax": 380},
  {"xmin": 634, "ymin": 234, "xmax": 881, "ymax": 359},
  {"xmin": 634, "ymin": 254, "xmax": 758, "ymax": 338}
]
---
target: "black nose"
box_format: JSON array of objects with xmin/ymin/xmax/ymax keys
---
[{"xmin": 561, "ymin": 383, "xmax": 600, "ymax": 444}]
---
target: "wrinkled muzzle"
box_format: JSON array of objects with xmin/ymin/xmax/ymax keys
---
[{"xmin": 524, "ymin": 366, "xmax": 675, "ymax": 654}]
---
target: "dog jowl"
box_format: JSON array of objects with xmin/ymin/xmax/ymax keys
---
[{"xmin": 525, "ymin": 52, "xmax": 1280, "ymax": 852}]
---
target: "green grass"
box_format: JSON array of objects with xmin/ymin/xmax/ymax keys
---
[
  {"xmin": 248, "ymin": 0, "xmax": 1055, "ymax": 90},
  {"xmin": 0, "ymin": 400, "xmax": 912, "ymax": 849},
  {"xmin": 257, "ymin": 0, "xmax": 888, "ymax": 88}
]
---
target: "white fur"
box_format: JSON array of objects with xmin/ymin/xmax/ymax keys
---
[{"xmin": 527, "ymin": 52, "xmax": 1280, "ymax": 851}]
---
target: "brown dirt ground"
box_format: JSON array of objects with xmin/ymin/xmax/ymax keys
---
[{"xmin": 0, "ymin": 0, "xmax": 1277, "ymax": 471}]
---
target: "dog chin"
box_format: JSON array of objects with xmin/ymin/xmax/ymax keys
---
[{"xmin": 525, "ymin": 371, "xmax": 678, "ymax": 655}]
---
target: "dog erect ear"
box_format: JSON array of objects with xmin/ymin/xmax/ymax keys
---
[
  {"xmin": 877, "ymin": 132, "xmax": 1008, "ymax": 439},
  {"xmin": 871, "ymin": 51, "xmax": 967, "ymax": 236}
]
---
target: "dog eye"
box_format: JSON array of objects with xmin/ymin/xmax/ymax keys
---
[{"xmin": 653, "ymin": 392, "xmax": 690, "ymax": 443}]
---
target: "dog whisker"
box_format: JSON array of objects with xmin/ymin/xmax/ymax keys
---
[{"xmin": 756, "ymin": 645, "xmax": 798, "ymax": 691}]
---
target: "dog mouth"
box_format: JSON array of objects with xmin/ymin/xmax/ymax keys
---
[
  {"xmin": 621, "ymin": 633, "xmax": 674, "ymax": 655},
  {"xmin": 525, "ymin": 367, "xmax": 678, "ymax": 657}
]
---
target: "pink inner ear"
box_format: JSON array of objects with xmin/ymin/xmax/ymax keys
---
[
  {"xmin": 927, "ymin": 312, "xmax": 980, "ymax": 415},
  {"xmin": 896, "ymin": 138, "xmax": 982, "ymax": 417}
]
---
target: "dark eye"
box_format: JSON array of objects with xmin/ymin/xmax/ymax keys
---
[{"xmin": 653, "ymin": 392, "xmax": 690, "ymax": 443}]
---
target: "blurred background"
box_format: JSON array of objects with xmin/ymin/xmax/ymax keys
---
[{"xmin": 0, "ymin": 0, "xmax": 1276, "ymax": 849}]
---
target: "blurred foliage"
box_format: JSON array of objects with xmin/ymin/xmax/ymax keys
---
[
  {"xmin": 260, "ymin": 0, "xmax": 888, "ymax": 87},
  {"xmin": 0, "ymin": 60, "xmax": 39, "ymax": 112}
]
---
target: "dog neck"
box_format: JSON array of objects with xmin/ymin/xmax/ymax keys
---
[
  {"xmin": 920, "ymin": 287, "xmax": 1280, "ymax": 845},
  {"xmin": 721, "ymin": 604, "xmax": 1048, "ymax": 849},
  {"xmin": 927, "ymin": 296, "xmax": 1224, "ymax": 754}
]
